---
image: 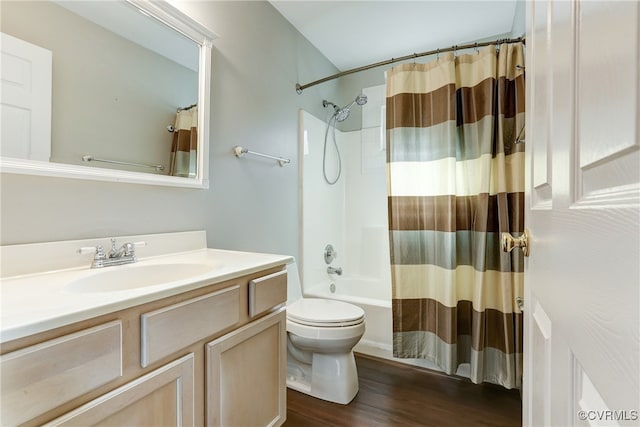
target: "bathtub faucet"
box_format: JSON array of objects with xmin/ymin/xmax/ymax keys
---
[{"xmin": 327, "ymin": 266, "xmax": 343, "ymax": 275}]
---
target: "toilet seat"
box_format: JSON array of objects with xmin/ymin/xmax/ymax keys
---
[
  {"xmin": 287, "ymin": 298, "xmax": 364, "ymax": 327},
  {"xmin": 287, "ymin": 317, "xmax": 365, "ymax": 341}
]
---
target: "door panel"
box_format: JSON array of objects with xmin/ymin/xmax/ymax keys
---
[
  {"xmin": 0, "ymin": 32, "xmax": 51, "ymax": 161},
  {"xmin": 576, "ymin": 2, "xmax": 638, "ymax": 172},
  {"xmin": 529, "ymin": 299, "xmax": 552, "ymax": 427},
  {"xmin": 530, "ymin": 0, "xmax": 553, "ymax": 209},
  {"xmin": 575, "ymin": 2, "xmax": 639, "ymax": 204},
  {"xmin": 524, "ymin": 1, "xmax": 639, "ymax": 426}
]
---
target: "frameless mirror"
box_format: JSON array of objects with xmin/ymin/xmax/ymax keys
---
[{"xmin": 0, "ymin": 0, "xmax": 214, "ymax": 188}]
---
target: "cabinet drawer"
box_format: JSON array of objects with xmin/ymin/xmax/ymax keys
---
[
  {"xmin": 141, "ymin": 285, "xmax": 240, "ymax": 367},
  {"xmin": 249, "ymin": 270, "xmax": 287, "ymax": 318},
  {"xmin": 0, "ymin": 321, "xmax": 123, "ymax": 426}
]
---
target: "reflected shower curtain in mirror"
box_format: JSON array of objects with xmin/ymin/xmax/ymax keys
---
[
  {"xmin": 386, "ymin": 43, "xmax": 525, "ymax": 389},
  {"xmin": 169, "ymin": 105, "xmax": 197, "ymax": 177}
]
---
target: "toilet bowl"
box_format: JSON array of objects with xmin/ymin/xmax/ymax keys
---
[{"xmin": 285, "ymin": 263, "xmax": 365, "ymax": 404}]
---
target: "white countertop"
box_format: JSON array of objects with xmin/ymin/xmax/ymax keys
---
[{"xmin": 1, "ymin": 248, "xmax": 292, "ymax": 343}]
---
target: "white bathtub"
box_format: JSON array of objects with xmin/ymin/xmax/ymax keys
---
[
  {"xmin": 304, "ymin": 276, "xmax": 449, "ymax": 373},
  {"xmin": 304, "ymin": 276, "xmax": 393, "ymax": 357}
]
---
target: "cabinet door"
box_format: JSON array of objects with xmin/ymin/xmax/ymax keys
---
[
  {"xmin": 44, "ymin": 354, "xmax": 194, "ymax": 427},
  {"xmin": 206, "ymin": 308, "xmax": 286, "ymax": 427}
]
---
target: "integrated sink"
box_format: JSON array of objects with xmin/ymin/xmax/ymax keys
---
[{"xmin": 65, "ymin": 263, "xmax": 215, "ymax": 293}]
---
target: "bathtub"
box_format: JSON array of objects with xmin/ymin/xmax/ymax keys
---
[
  {"xmin": 304, "ymin": 276, "xmax": 393, "ymax": 358},
  {"xmin": 304, "ymin": 275, "xmax": 449, "ymax": 373}
]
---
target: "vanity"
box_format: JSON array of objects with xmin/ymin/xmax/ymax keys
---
[{"xmin": 0, "ymin": 231, "xmax": 292, "ymax": 426}]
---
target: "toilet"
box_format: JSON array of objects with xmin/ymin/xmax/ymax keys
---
[{"xmin": 285, "ymin": 262, "xmax": 365, "ymax": 404}]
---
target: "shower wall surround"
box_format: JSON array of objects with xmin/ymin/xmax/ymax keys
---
[
  {"xmin": 344, "ymin": 85, "xmax": 390, "ymax": 282},
  {"xmin": 300, "ymin": 84, "xmax": 390, "ymax": 298}
]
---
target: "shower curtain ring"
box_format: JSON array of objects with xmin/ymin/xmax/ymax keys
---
[
  {"xmin": 474, "ymin": 42, "xmax": 479, "ymax": 54},
  {"xmin": 436, "ymin": 48, "xmax": 440, "ymax": 60}
]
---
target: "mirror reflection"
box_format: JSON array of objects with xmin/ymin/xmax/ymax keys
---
[{"xmin": 1, "ymin": 0, "xmax": 200, "ymax": 177}]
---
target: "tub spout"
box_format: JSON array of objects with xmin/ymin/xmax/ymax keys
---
[{"xmin": 327, "ymin": 266, "xmax": 343, "ymax": 275}]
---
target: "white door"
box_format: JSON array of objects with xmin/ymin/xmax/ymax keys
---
[
  {"xmin": 0, "ymin": 32, "xmax": 52, "ymax": 161},
  {"xmin": 523, "ymin": 1, "xmax": 639, "ymax": 426}
]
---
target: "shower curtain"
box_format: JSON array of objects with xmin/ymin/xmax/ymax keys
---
[
  {"xmin": 386, "ymin": 43, "xmax": 525, "ymax": 389},
  {"xmin": 169, "ymin": 105, "xmax": 198, "ymax": 177}
]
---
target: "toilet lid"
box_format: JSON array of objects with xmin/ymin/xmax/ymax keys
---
[{"xmin": 287, "ymin": 298, "xmax": 365, "ymax": 327}]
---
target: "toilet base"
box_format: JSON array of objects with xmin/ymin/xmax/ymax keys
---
[{"xmin": 286, "ymin": 351, "xmax": 359, "ymax": 404}]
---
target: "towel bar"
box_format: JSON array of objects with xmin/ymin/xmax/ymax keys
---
[
  {"xmin": 233, "ymin": 146, "xmax": 290, "ymax": 167},
  {"xmin": 82, "ymin": 155, "xmax": 164, "ymax": 171}
]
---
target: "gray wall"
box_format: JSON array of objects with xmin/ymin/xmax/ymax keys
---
[
  {"xmin": 511, "ymin": 0, "xmax": 526, "ymax": 38},
  {"xmin": 0, "ymin": 1, "xmax": 341, "ymax": 263}
]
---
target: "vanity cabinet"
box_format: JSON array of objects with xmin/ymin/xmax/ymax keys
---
[{"xmin": 0, "ymin": 265, "xmax": 288, "ymax": 427}]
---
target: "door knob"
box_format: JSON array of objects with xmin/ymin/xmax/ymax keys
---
[
  {"xmin": 515, "ymin": 296, "xmax": 524, "ymax": 311},
  {"xmin": 501, "ymin": 229, "xmax": 530, "ymax": 257}
]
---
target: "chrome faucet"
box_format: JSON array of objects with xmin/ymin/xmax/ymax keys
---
[
  {"xmin": 79, "ymin": 238, "xmax": 146, "ymax": 268},
  {"xmin": 108, "ymin": 239, "xmax": 134, "ymax": 259},
  {"xmin": 327, "ymin": 266, "xmax": 343, "ymax": 275}
]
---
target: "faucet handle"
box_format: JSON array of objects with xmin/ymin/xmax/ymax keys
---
[
  {"xmin": 95, "ymin": 245, "xmax": 107, "ymax": 260},
  {"xmin": 78, "ymin": 246, "xmax": 96, "ymax": 255},
  {"xmin": 78, "ymin": 245, "xmax": 107, "ymax": 260},
  {"xmin": 125, "ymin": 241, "xmax": 146, "ymax": 257},
  {"xmin": 121, "ymin": 243, "xmax": 135, "ymax": 257}
]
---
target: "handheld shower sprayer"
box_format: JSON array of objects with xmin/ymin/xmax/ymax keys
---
[
  {"xmin": 321, "ymin": 93, "xmax": 368, "ymax": 184},
  {"xmin": 322, "ymin": 95, "xmax": 368, "ymax": 122}
]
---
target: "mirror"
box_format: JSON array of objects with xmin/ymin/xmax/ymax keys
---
[{"xmin": 0, "ymin": 0, "xmax": 214, "ymax": 188}]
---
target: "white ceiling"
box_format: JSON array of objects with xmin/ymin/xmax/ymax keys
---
[{"xmin": 270, "ymin": 1, "xmax": 518, "ymax": 71}]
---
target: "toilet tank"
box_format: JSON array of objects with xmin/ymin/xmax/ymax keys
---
[{"xmin": 286, "ymin": 261, "xmax": 303, "ymax": 304}]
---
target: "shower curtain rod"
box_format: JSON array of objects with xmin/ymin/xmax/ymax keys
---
[{"xmin": 295, "ymin": 36, "xmax": 525, "ymax": 94}]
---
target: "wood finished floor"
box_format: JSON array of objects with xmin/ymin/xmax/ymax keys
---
[{"xmin": 284, "ymin": 353, "xmax": 522, "ymax": 427}]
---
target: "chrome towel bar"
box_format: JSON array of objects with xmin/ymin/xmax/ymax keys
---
[
  {"xmin": 233, "ymin": 146, "xmax": 290, "ymax": 167},
  {"xmin": 82, "ymin": 155, "xmax": 164, "ymax": 171}
]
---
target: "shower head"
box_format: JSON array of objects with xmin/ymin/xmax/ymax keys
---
[
  {"xmin": 355, "ymin": 94, "xmax": 368, "ymax": 105},
  {"xmin": 343, "ymin": 94, "xmax": 368, "ymax": 109},
  {"xmin": 333, "ymin": 94, "xmax": 368, "ymax": 122},
  {"xmin": 335, "ymin": 108, "xmax": 351, "ymax": 122}
]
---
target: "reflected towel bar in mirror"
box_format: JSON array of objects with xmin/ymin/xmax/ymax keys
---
[
  {"xmin": 233, "ymin": 146, "xmax": 290, "ymax": 167},
  {"xmin": 82, "ymin": 155, "xmax": 164, "ymax": 171}
]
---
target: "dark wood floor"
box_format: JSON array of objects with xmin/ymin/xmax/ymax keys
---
[{"xmin": 284, "ymin": 353, "xmax": 522, "ymax": 427}]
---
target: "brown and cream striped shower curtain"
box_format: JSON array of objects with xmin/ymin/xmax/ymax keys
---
[
  {"xmin": 169, "ymin": 105, "xmax": 198, "ymax": 177},
  {"xmin": 386, "ymin": 43, "xmax": 525, "ymax": 389}
]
